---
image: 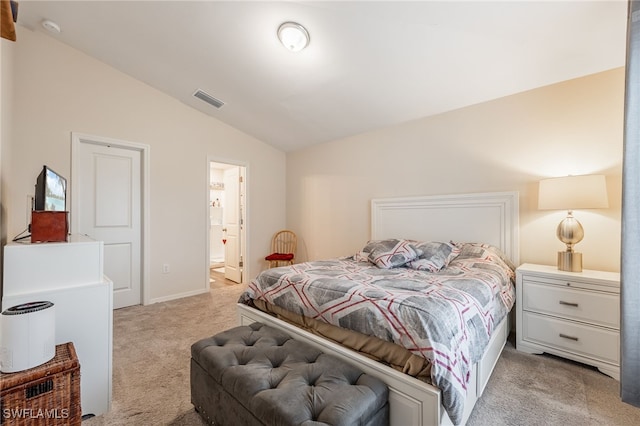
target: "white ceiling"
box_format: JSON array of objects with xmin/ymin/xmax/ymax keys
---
[{"xmin": 17, "ymin": 1, "xmax": 628, "ymax": 152}]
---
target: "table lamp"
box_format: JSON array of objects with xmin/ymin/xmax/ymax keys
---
[{"xmin": 538, "ymin": 174, "xmax": 608, "ymax": 272}]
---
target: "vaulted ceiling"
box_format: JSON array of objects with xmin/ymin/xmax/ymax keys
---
[{"xmin": 17, "ymin": 1, "xmax": 628, "ymax": 152}]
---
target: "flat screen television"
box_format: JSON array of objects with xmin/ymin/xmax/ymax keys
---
[{"xmin": 34, "ymin": 165, "xmax": 67, "ymax": 211}]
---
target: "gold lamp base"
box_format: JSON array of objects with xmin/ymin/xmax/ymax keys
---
[{"xmin": 558, "ymin": 251, "xmax": 582, "ymax": 272}]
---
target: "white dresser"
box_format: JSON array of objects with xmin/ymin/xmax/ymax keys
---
[
  {"xmin": 515, "ymin": 263, "xmax": 620, "ymax": 380},
  {"xmin": 1, "ymin": 235, "xmax": 113, "ymax": 416}
]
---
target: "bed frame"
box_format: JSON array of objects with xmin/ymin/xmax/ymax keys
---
[{"xmin": 237, "ymin": 191, "xmax": 519, "ymax": 425}]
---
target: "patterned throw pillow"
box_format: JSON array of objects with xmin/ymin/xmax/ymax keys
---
[
  {"xmin": 406, "ymin": 241, "xmax": 460, "ymax": 272},
  {"xmin": 362, "ymin": 239, "xmax": 421, "ymax": 269},
  {"xmin": 451, "ymin": 242, "xmax": 515, "ymax": 271},
  {"xmin": 353, "ymin": 250, "xmax": 371, "ymax": 263}
]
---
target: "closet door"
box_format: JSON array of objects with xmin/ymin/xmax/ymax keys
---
[{"xmin": 73, "ymin": 134, "xmax": 143, "ymax": 309}]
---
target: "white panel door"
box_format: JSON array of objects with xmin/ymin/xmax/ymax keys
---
[
  {"xmin": 75, "ymin": 141, "xmax": 142, "ymax": 309},
  {"xmin": 223, "ymin": 167, "xmax": 242, "ymax": 283}
]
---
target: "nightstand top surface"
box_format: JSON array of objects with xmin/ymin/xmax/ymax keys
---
[{"xmin": 517, "ymin": 263, "xmax": 620, "ymax": 282}]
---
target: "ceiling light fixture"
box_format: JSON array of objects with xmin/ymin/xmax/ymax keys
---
[{"xmin": 277, "ymin": 22, "xmax": 309, "ymax": 52}]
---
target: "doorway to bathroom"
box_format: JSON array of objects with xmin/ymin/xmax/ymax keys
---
[{"xmin": 208, "ymin": 159, "xmax": 247, "ymax": 285}]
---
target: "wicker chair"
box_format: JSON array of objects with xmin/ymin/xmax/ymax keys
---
[{"xmin": 265, "ymin": 230, "xmax": 297, "ymax": 268}]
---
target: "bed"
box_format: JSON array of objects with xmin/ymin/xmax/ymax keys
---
[{"xmin": 237, "ymin": 191, "xmax": 519, "ymax": 425}]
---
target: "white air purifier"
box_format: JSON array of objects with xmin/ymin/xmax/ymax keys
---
[{"xmin": 0, "ymin": 301, "xmax": 55, "ymax": 373}]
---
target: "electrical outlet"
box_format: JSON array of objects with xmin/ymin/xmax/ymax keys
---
[{"xmin": 162, "ymin": 264, "xmax": 170, "ymax": 274}]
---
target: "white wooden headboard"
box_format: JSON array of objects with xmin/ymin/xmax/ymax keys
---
[{"xmin": 371, "ymin": 191, "xmax": 519, "ymax": 265}]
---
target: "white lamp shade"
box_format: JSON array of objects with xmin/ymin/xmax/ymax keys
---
[{"xmin": 538, "ymin": 174, "xmax": 609, "ymax": 210}]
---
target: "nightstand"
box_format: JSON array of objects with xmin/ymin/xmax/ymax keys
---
[{"xmin": 515, "ymin": 263, "xmax": 620, "ymax": 380}]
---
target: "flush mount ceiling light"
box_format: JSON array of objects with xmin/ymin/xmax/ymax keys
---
[{"xmin": 277, "ymin": 22, "xmax": 309, "ymax": 52}]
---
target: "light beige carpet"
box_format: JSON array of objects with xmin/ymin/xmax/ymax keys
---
[
  {"xmin": 83, "ymin": 285, "xmax": 244, "ymax": 426},
  {"xmin": 467, "ymin": 338, "xmax": 640, "ymax": 425},
  {"xmin": 84, "ymin": 285, "xmax": 640, "ymax": 425}
]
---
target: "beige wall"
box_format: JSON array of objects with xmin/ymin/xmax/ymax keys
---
[
  {"xmin": 1, "ymin": 38, "xmax": 16, "ymax": 293},
  {"xmin": 2, "ymin": 27, "xmax": 286, "ymax": 302},
  {"xmin": 287, "ymin": 68, "xmax": 624, "ymax": 273}
]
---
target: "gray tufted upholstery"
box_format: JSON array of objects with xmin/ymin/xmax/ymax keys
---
[{"xmin": 191, "ymin": 322, "xmax": 389, "ymax": 426}]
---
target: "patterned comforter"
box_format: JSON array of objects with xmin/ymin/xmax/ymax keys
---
[{"xmin": 240, "ymin": 243, "xmax": 516, "ymax": 424}]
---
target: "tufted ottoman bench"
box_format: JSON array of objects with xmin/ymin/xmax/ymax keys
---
[{"xmin": 191, "ymin": 322, "xmax": 389, "ymax": 426}]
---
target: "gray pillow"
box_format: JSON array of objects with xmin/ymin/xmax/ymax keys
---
[
  {"xmin": 451, "ymin": 242, "xmax": 515, "ymax": 271},
  {"xmin": 360, "ymin": 239, "xmax": 422, "ymax": 269},
  {"xmin": 406, "ymin": 241, "xmax": 460, "ymax": 272}
]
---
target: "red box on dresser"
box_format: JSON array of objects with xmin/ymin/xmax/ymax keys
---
[{"xmin": 30, "ymin": 212, "xmax": 68, "ymax": 243}]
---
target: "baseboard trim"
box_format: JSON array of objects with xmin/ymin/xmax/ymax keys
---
[{"xmin": 148, "ymin": 288, "xmax": 210, "ymax": 305}]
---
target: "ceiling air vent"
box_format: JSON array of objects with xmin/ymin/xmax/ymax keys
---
[{"xmin": 193, "ymin": 89, "xmax": 225, "ymax": 109}]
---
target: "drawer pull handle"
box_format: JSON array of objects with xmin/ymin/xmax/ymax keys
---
[
  {"xmin": 559, "ymin": 333, "xmax": 579, "ymax": 341},
  {"xmin": 559, "ymin": 300, "xmax": 579, "ymax": 307}
]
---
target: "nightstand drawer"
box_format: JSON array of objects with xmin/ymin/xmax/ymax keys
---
[
  {"xmin": 522, "ymin": 280, "xmax": 619, "ymax": 329},
  {"xmin": 522, "ymin": 311, "xmax": 619, "ymax": 365},
  {"xmin": 522, "ymin": 274, "xmax": 619, "ymax": 293}
]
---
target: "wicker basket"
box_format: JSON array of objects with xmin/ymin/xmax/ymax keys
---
[{"xmin": 0, "ymin": 342, "xmax": 81, "ymax": 426}]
